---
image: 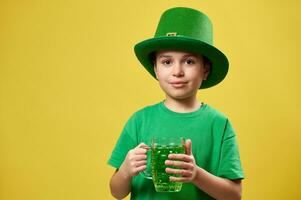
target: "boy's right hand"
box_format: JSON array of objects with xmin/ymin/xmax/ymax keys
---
[{"xmin": 119, "ymin": 143, "xmax": 149, "ymax": 179}]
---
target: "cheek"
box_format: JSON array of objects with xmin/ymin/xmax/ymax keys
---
[
  {"xmin": 189, "ymin": 71, "xmax": 204, "ymax": 87},
  {"xmin": 189, "ymin": 68, "xmax": 203, "ymax": 78},
  {"xmin": 155, "ymin": 68, "xmax": 169, "ymax": 80},
  {"xmin": 198, "ymin": 67, "xmax": 207, "ymax": 79}
]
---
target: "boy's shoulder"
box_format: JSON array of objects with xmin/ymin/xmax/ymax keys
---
[
  {"xmin": 203, "ymin": 104, "xmax": 228, "ymax": 120},
  {"xmin": 131, "ymin": 102, "xmax": 229, "ymax": 121},
  {"xmin": 132, "ymin": 102, "xmax": 161, "ymax": 117}
]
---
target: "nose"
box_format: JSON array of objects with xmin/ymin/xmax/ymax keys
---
[{"xmin": 172, "ymin": 62, "xmax": 184, "ymax": 77}]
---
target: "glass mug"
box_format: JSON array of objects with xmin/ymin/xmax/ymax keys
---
[{"xmin": 143, "ymin": 137, "xmax": 185, "ymax": 192}]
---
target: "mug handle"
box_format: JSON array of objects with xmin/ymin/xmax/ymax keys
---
[{"xmin": 142, "ymin": 148, "xmax": 152, "ymax": 179}]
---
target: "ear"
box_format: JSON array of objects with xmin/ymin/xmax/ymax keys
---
[
  {"xmin": 203, "ymin": 63, "xmax": 211, "ymax": 81},
  {"xmin": 153, "ymin": 64, "xmax": 159, "ymax": 79}
]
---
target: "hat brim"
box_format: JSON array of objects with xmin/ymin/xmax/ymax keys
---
[{"xmin": 134, "ymin": 36, "xmax": 229, "ymax": 89}]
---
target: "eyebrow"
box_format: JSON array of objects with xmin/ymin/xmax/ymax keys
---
[
  {"xmin": 157, "ymin": 54, "xmax": 198, "ymax": 59},
  {"xmin": 157, "ymin": 53, "xmax": 198, "ymax": 59},
  {"xmin": 157, "ymin": 55, "xmax": 172, "ymax": 59}
]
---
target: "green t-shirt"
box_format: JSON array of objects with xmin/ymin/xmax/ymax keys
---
[{"xmin": 108, "ymin": 102, "xmax": 244, "ymax": 200}]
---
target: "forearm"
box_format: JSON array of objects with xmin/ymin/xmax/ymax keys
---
[
  {"xmin": 109, "ymin": 168, "xmax": 132, "ymax": 199},
  {"xmin": 192, "ymin": 167, "xmax": 242, "ymax": 200},
  {"xmin": 109, "ymin": 143, "xmax": 149, "ymax": 199}
]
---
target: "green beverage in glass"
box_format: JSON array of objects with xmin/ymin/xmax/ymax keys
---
[{"xmin": 146, "ymin": 137, "xmax": 185, "ymax": 192}]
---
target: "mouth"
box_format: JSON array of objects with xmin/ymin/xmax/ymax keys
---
[{"xmin": 170, "ymin": 81, "xmax": 188, "ymax": 88}]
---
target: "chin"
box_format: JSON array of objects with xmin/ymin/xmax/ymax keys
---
[
  {"xmin": 161, "ymin": 86, "xmax": 197, "ymax": 100},
  {"xmin": 166, "ymin": 92, "xmax": 195, "ymax": 100}
]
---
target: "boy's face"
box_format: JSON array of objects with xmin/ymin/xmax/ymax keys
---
[{"xmin": 154, "ymin": 50, "xmax": 210, "ymax": 101}]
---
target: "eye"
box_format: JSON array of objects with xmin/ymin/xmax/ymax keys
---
[
  {"xmin": 162, "ymin": 59, "xmax": 172, "ymax": 65},
  {"xmin": 185, "ymin": 58, "xmax": 196, "ymax": 65}
]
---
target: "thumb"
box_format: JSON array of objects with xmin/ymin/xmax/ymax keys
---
[
  {"xmin": 185, "ymin": 139, "xmax": 192, "ymax": 155},
  {"xmin": 137, "ymin": 143, "xmax": 150, "ymax": 150}
]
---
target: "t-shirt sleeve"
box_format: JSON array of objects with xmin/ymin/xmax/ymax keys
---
[
  {"xmin": 217, "ymin": 120, "xmax": 244, "ymax": 180},
  {"xmin": 107, "ymin": 114, "xmax": 138, "ymax": 169}
]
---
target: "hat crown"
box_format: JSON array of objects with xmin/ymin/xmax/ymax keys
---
[{"xmin": 154, "ymin": 7, "xmax": 213, "ymax": 45}]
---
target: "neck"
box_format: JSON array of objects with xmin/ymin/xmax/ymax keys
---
[{"xmin": 164, "ymin": 96, "xmax": 201, "ymax": 113}]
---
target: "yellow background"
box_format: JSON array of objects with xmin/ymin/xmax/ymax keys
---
[{"xmin": 1, "ymin": 0, "xmax": 300, "ymax": 199}]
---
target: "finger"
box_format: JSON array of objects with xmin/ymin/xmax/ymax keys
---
[
  {"xmin": 135, "ymin": 160, "xmax": 147, "ymax": 167},
  {"xmin": 165, "ymin": 160, "xmax": 194, "ymax": 170},
  {"xmin": 137, "ymin": 143, "xmax": 150, "ymax": 150},
  {"xmin": 165, "ymin": 168, "xmax": 193, "ymax": 177},
  {"xmin": 132, "ymin": 147, "xmax": 148, "ymax": 155},
  {"xmin": 185, "ymin": 139, "xmax": 192, "ymax": 155},
  {"xmin": 129, "ymin": 154, "xmax": 147, "ymax": 161},
  {"xmin": 135, "ymin": 165, "xmax": 147, "ymax": 173},
  {"xmin": 169, "ymin": 176, "xmax": 190, "ymax": 183},
  {"xmin": 168, "ymin": 154, "xmax": 193, "ymax": 162}
]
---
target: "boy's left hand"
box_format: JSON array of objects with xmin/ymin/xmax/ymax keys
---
[{"xmin": 165, "ymin": 139, "xmax": 198, "ymax": 182}]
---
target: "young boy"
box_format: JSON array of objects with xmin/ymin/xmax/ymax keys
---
[{"xmin": 108, "ymin": 7, "xmax": 244, "ymax": 200}]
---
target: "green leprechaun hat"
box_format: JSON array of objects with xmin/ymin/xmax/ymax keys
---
[{"xmin": 134, "ymin": 7, "xmax": 229, "ymax": 89}]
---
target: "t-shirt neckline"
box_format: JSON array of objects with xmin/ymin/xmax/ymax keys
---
[{"xmin": 159, "ymin": 101, "xmax": 206, "ymax": 118}]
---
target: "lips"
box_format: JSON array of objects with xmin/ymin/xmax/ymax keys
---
[{"xmin": 170, "ymin": 80, "xmax": 188, "ymax": 88}]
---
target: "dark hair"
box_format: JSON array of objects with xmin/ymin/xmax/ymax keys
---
[
  {"xmin": 149, "ymin": 52, "xmax": 156, "ymax": 66},
  {"xmin": 150, "ymin": 51, "xmax": 212, "ymax": 68},
  {"xmin": 202, "ymin": 56, "xmax": 212, "ymax": 68}
]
